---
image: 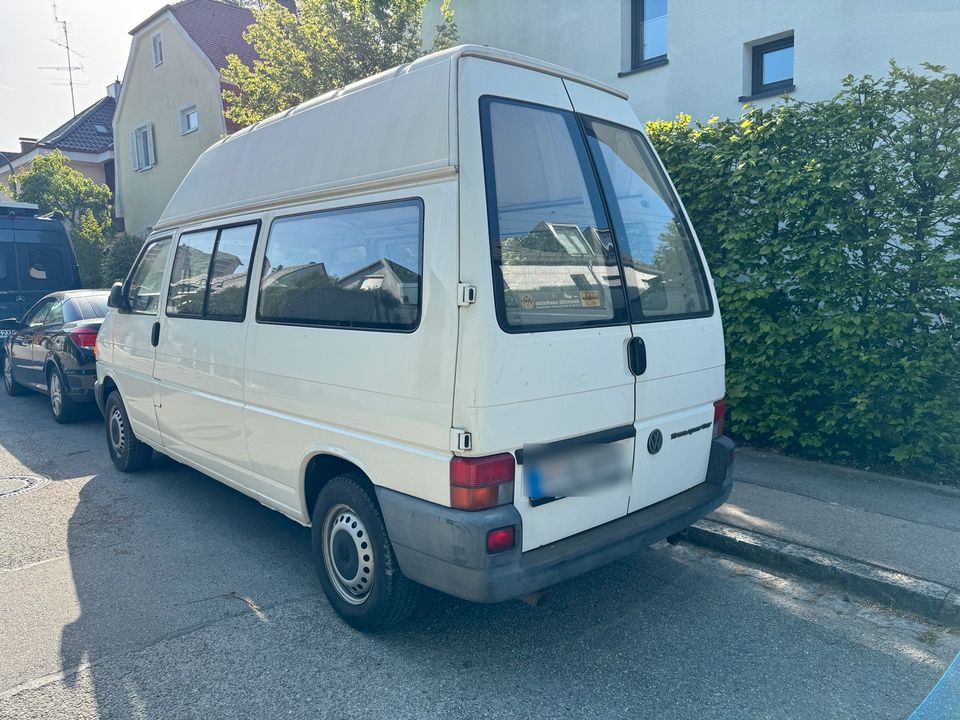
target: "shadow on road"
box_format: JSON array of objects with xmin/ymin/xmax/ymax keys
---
[{"xmin": 0, "ymin": 391, "xmax": 949, "ymax": 718}]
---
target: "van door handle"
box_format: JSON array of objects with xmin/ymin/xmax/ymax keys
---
[
  {"xmin": 150, "ymin": 321, "xmax": 160, "ymax": 347},
  {"xmin": 628, "ymin": 336, "xmax": 646, "ymax": 376}
]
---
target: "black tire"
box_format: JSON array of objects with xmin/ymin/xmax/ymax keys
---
[
  {"xmin": 311, "ymin": 473, "xmax": 419, "ymax": 631},
  {"xmin": 3, "ymin": 352, "xmax": 26, "ymax": 397},
  {"xmin": 104, "ymin": 391, "xmax": 153, "ymax": 472},
  {"xmin": 48, "ymin": 365, "xmax": 80, "ymax": 423}
]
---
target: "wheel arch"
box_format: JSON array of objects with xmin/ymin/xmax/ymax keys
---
[{"xmin": 299, "ymin": 449, "xmax": 376, "ymax": 526}]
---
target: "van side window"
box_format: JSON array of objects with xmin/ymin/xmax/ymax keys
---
[
  {"xmin": 128, "ymin": 238, "xmax": 172, "ymax": 314},
  {"xmin": 167, "ymin": 223, "xmax": 258, "ymax": 321},
  {"xmin": 258, "ymin": 199, "xmax": 423, "ymax": 332},
  {"xmin": 167, "ymin": 230, "xmax": 216, "ymax": 316},
  {"xmin": 480, "ymin": 97, "xmax": 628, "ymax": 332},
  {"xmin": 207, "ymin": 224, "xmax": 258, "ymax": 319}
]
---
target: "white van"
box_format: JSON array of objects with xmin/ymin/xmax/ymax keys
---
[{"xmin": 96, "ymin": 46, "xmax": 733, "ymax": 630}]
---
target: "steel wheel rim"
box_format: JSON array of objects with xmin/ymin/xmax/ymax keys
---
[
  {"xmin": 50, "ymin": 372, "xmax": 62, "ymax": 415},
  {"xmin": 109, "ymin": 407, "xmax": 126, "ymax": 457},
  {"xmin": 322, "ymin": 503, "xmax": 374, "ymax": 605}
]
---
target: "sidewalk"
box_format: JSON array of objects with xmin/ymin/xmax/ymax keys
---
[{"xmin": 682, "ymin": 447, "xmax": 960, "ymax": 625}]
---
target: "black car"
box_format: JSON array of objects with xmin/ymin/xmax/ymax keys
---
[{"xmin": 2, "ymin": 290, "xmax": 110, "ymax": 422}]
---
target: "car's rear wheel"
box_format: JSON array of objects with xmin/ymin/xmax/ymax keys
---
[
  {"xmin": 104, "ymin": 391, "xmax": 153, "ymax": 472},
  {"xmin": 3, "ymin": 353, "xmax": 26, "ymax": 397},
  {"xmin": 311, "ymin": 473, "xmax": 419, "ymax": 631},
  {"xmin": 48, "ymin": 365, "xmax": 80, "ymax": 423}
]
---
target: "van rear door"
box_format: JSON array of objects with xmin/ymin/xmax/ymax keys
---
[
  {"xmin": 565, "ymin": 81, "xmax": 726, "ymax": 513},
  {"xmin": 456, "ymin": 59, "xmax": 635, "ymax": 552}
]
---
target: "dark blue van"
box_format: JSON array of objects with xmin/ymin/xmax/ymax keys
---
[{"xmin": 0, "ymin": 201, "xmax": 81, "ymax": 324}]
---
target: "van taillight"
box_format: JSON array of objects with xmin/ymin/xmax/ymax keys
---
[
  {"xmin": 713, "ymin": 399, "xmax": 725, "ymax": 438},
  {"xmin": 70, "ymin": 327, "xmax": 98, "ymax": 351},
  {"xmin": 450, "ymin": 453, "xmax": 515, "ymax": 510}
]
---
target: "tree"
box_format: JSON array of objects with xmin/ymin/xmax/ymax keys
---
[
  {"xmin": 12, "ymin": 150, "xmax": 112, "ymax": 227},
  {"xmin": 646, "ymin": 63, "xmax": 960, "ymax": 478},
  {"xmin": 222, "ymin": 0, "xmax": 458, "ymax": 126},
  {"xmin": 12, "ymin": 150, "xmax": 115, "ymax": 288},
  {"xmin": 71, "ymin": 210, "xmax": 106, "ymax": 288}
]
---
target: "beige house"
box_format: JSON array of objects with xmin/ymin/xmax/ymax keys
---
[
  {"xmin": 0, "ymin": 83, "xmax": 119, "ymax": 202},
  {"xmin": 113, "ymin": 0, "xmax": 258, "ymax": 236}
]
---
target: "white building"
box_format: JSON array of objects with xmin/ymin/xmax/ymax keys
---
[{"xmin": 425, "ymin": 0, "xmax": 960, "ymax": 122}]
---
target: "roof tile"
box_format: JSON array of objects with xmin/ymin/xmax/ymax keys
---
[{"xmin": 170, "ymin": 0, "xmax": 257, "ymax": 71}]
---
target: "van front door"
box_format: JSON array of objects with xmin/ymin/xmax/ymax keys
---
[
  {"xmin": 113, "ymin": 237, "xmax": 172, "ymax": 447},
  {"xmin": 566, "ymin": 82, "xmax": 726, "ymax": 513}
]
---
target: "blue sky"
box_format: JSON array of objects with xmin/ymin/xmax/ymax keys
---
[{"xmin": 0, "ymin": 0, "xmax": 161, "ymax": 150}]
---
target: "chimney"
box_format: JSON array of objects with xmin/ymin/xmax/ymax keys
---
[
  {"xmin": 106, "ymin": 79, "xmax": 122, "ymax": 99},
  {"xmin": 18, "ymin": 138, "xmax": 38, "ymax": 154}
]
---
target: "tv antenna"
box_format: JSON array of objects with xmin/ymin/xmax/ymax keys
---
[{"xmin": 39, "ymin": 1, "xmax": 85, "ymax": 117}]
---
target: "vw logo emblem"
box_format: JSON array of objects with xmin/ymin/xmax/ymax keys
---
[{"xmin": 647, "ymin": 429, "xmax": 663, "ymax": 454}]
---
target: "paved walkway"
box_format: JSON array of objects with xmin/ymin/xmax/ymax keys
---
[{"xmin": 710, "ymin": 448, "xmax": 960, "ymax": 591}]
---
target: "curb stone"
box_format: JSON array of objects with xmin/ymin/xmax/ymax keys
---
[{"xmin": 682, "ymin": 519, "xmax": 960, "ymax": 628}]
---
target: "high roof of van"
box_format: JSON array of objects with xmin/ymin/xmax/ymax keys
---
[{"xmin": 156, "ymin": 45, "xmax": 627, "ymax": 231}]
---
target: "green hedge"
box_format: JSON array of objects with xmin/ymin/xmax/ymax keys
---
[{"xmin": 647, "ymin": 63, "xmax": 960, "ymax": 478}]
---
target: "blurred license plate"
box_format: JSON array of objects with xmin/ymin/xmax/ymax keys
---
[{"xmin": 524, "ymin": 440, "xmax": 631, "ymax": 501}]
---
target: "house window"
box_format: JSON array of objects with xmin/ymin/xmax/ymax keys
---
[
  {"xmin": 130, "ymin": 123, "xmax": 155, "ymax": 172},
  {"xmin": 751, "ymin": 35, "xmax": 794, "ymax": 97},
  {"xmin": 179, "ymin": 105, "xmax": 199, "ymax": 135},
  {"xmin": 630, "ymin": 0, "xmax": 667, "ymax": 70},
  {"xmin": 152, "ymin": 33, "xmax": 164, "ymax": 66}
]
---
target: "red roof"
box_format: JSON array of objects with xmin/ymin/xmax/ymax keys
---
[
  {"xmin": 171, "ymin": 0, "xmax": 257, "ymax": 70},
  {"xmin": 131, "ymin": 0, "xmax": 257, "ymax": 71}
]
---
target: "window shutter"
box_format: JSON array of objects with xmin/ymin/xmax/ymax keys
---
[
  {"xmin": 130, "ymin": 130, "xmax": 140, "ymax": 171},
  {"xmin": 146, "ymin": 123, "xmax": 156, "ymax": 167}
]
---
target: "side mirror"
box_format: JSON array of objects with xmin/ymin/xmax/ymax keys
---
[{"xmin": 107, "ymin": 281, "xmax": 126, "ymax": 311}]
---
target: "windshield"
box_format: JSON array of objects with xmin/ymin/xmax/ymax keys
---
[{"xmin": 481, "ymin": 97, "xmax": 712, "ymax": 332}]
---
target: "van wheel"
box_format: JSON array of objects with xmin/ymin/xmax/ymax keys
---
[
  {"xmin": 104, "ymin": 391, "xmax": 153, "ymax": 472},
  {"xmin": 3, "ymin": 353, "xmax": 26, "ymax": 397},
  {"xmin": 48, "ymin": 366, "xmax": 79, "ymax": 423},
  {"xmin": 311, "ymin": 473, "xmax": 419, "ymax": 631}
]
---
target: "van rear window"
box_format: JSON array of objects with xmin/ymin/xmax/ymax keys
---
[
  {"xmin": 583, "ymin": 119, "xmax": 712, "ymax": 320},
  {"xmin": 257, "ymin": 199, "xmax": 423, "ymax": 332},
  {"xmin": 480, "ymin": 98, "xmax": 628, "ymax": 332}
]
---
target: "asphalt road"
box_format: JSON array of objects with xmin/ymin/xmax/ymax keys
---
[{"xmin": 0, "ymin": 390, "xmax": 958, "ymax": 719}]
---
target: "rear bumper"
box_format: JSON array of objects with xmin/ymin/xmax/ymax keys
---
[
  {"xmin": 378, "ymin": 435, "xmax": 735, "ymax": 603},
  {"xmin": 63, "ymin": 366, "xmax": 96, "ymax": 401}
]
